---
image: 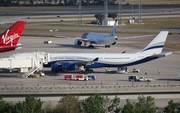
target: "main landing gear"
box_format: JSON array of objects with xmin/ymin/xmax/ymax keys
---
[
  {"xmin": 79, "ymin": 69, "xmax": 94, "ymax": 74},
  {"xmin": 105, "ymin": 45, "xmax": 110, "ymax": 48},
  {"xmin": 88, "ymin": 45, "xmax": 94, "ymax": 48}
]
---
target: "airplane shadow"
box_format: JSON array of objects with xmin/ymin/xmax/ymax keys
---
[
  {"xmin": 56, "ymin": 44, "xmax": 99, "ymax": 49},
  {"xmin": 44, "ymin": 71, "xmax": 58, "ymax": 76},
  {"xmin": 157, "ymin": 78, "xmax": 180, "ymax": 81},
  {"xmin": 0, "ymin": 74, "xmax": 21, "ymax": 78}
]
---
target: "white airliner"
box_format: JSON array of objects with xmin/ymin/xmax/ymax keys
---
[
  {"xmin": 74, "ymin": 20, "xmax": 118, "ymax": 48},
  {"xmin": 8, "ymin": 31, "xmax": 171, "ymax": 73}
]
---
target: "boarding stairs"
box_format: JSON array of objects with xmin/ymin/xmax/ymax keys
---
[{"xmin": 22, "ymin": 66, "xmax": 41, "ymax": 78}]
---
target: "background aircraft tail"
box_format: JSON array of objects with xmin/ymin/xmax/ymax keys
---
[
  {"xmin": 139, "ymin": 31, "xmax": 169, "ymax": 54},
  {"xmin": 0, "ymin": 21, "xmax": 26, "ymax": 46},
  {"xmin": 110, "ymin": 20, "xmax": 118, "ymax": 36}
]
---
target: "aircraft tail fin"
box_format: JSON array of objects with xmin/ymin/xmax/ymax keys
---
[
  {"xmin": 139, "ymin": 31, "xmax": 169, "ymax": 54},
  {"xmin": 0, "ymin": 21, "xmax": 26, "ymax": 46},
  {"xmin": 110, "ymin": 19, "xmax": 118, "ymax": 36}
]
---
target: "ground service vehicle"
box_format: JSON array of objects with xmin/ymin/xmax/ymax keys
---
[
  {"xmin": 64, "ymin": 74, "xmax": 73, "ymax": 80},
  {"xmin": 74, "ymin": 74, "xmax": 88, "ymax": 81},
  {"xmin": 128, "ymin": 75, "xmax": 139, "ymax": 81},
  {"xmin": 132, "ymin": 68, "xmax": 140, "ymax": 73},
  {"xmin": 44, "ymin": 40, "xmax": 53, "ymax": 44},
  {"xmin": 128, "ymin": 75, "xmax": 153, "ymax": 82},
  {"xmin": 87, "ymin": 75, "xmax": 96, "ymax": 80},
  {"xmin": 138, "ymin": 76, "xmax": 153, "ymax": 82}
]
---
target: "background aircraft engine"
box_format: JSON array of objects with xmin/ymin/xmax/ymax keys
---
[
  {"xmin": 51, "ymin": 62, "xmax": 79, "ymax": 72},
  {"xmin": 112, "ymin": 42, "xmax": 116, "ymax": 45},
  {"xmin": 74, "ymin": 39, "xmax": 82, "ymax": 46}
]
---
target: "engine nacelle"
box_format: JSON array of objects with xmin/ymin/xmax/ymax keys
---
[
  {"xmin": 74, "ymin": 38, "xmax": 82, "ymax": 46},
  {"xmin": 112, "ymin": 41, "xmax": 116, "ymax": 45},
  {"xmin": 51, "ymin": 62, "xmax": 79, "ymax": 72}
]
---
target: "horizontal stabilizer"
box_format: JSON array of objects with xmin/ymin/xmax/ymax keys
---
[
  {"xmin": 122, "ymin": 51, "xmax": 126, "ymax": 54},
  {"xmin": 93, "ymin": 57, "xmax": 99, "ymax": 62},
  {"xmin": 125, "ymin": 35, "xmax": 155, "ymax": 39},
  {"xmin": 147, "ymin": 52, "xmax": 172, "ymax": 58}
]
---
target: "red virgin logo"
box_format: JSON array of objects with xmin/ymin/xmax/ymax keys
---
[{"xmin": 1, "ymin": 29, "xmax": 19, "ymax": 45}]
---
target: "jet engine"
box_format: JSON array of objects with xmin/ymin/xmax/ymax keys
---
[
  {"xmin": 51, "ymin": 62, "xmax": 79, "ymax": 72},
  {"xmin": 112, "ymin": 42, "xmax": 116, "ymax": 45},
  {"xmin": 74, "ymin": 38, "xmax": 82, "ymax": 46}
]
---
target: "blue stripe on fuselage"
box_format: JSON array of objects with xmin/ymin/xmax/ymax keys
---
[{"xmin": 85, "ymin": 56, "xmax": 159, "ymax": 68}]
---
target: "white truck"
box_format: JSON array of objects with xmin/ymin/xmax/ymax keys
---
[
  {"xmin": 137, "ymin": 76, "xmax": 153, "ymax": 82},
  {"xmin": 44, "ymin": 40, "xmax": 53, "ymax": 44},
  {"xmin": 128, "ymin": 75, "xmax": 153, "ymax": 82}
]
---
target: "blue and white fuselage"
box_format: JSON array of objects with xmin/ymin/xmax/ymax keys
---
[{"xmin": 47, "ymin": 52, "xmax": 151, "ymax": 68}]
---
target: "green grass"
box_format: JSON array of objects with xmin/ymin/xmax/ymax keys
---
[
  {"xmin": 120, "ymin": 17, "xmax": 180, "ymax": 28},
  {"xmin": 26, "ymin": 17, "xmax": 180, "ymax": 29},
  {"xmin": 16, "ymin": 17, "xmax": 179, "ymax": 35}
]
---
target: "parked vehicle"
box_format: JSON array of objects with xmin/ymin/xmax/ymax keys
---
[
  {"xmin": 74, "ymin": 74, "xmax": 88, "ymax": 81},
  {"xmin": 44, "ymin": 40, "xmax": 53, "ymax": 44},
  {"xmin": 132, "ymin": 68, "xmax": 140, "ymax": 73},
  {"xmin": 117, "ymin": 67, "xmax": 128, "ymax": 74},
  {"xmin": 137, "ymin": 76, "xmax": 153, "ymax": 82},
  {"xmin": 87, "ymin": 75, "xmax": 96, "ymax": 80},
  {"xmin": 128, "ymin": 75, "xmax": 139, "ymax": 81},
  {"xmin": 64, "ymin": 74, "xmax": 73, "ymax": 80},
  {"xmin": 128, "ymin": 75, "xmax": 153, "ymax": 82}
]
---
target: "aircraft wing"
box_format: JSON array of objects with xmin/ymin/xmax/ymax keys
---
[
  {"xmin": 75, "ymin": 57, "xmax": 99, "ymax": 66},
  {"xmin": 75, "ymin": 38, "xmax": 99, "ymax": 44},
  {"xmin": 120, "ymin": 35, "xmax": 155, "ymax": 39},
  {"xmin": 56, "ymin": 57, "xmax": 99, "ymax": 66},
  {"xmin": 147, "ymin": 52, "xmax": 172, "ymax": 58}
]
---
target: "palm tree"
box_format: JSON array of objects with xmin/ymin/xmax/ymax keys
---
[{"xmin": 94, "ymin": 13, "xmax": 105, "ymax": 25}]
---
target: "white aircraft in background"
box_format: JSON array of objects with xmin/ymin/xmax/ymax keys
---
[
  {"xmin": 73, "ymin": 20, "xmax": 154, "ymax": 48},
  {"xmin": 74, "ymin": 20, "xmax": 118, "ymax": 48},
  {"xmin": 8, "ymin": 31, "xmax": 171, "ymax": 74}
]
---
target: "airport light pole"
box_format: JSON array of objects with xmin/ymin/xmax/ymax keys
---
[
  {"xmin": 132, "ymin": 0, "xmax": 134, "ymax": 18},
  {"xmin": 104, "ymin": 0, "xmax": 108, "ymax": 26},
  {"xmin": 118, "ymin": 0, "xmax": 122, "ymax": 24},
  {"xmin": 138, "ymin": 0, "xmax": 142, "ymax": 23},
  {"xmin": 78, "ymin": 0, "xmax": 82, "ymax": 25}
]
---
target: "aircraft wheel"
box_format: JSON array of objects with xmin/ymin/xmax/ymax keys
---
[
  {"xmin": 79, "ymin": 71, "xmax": 83, "ymax": 74},
  {"xmin": 84, "ymin": 71, "xmax": 88, "ymax": 74},
  {"xmin": 105, "ymin": 45, "xmax": 110, "ymax": 48},
  {"xmin": 89, "ymin": 69, "xmax": 93, "ymax": 73},
  {"xmin": 88, "ymin": 45, "xmax": 94, "ymax": 48}
]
